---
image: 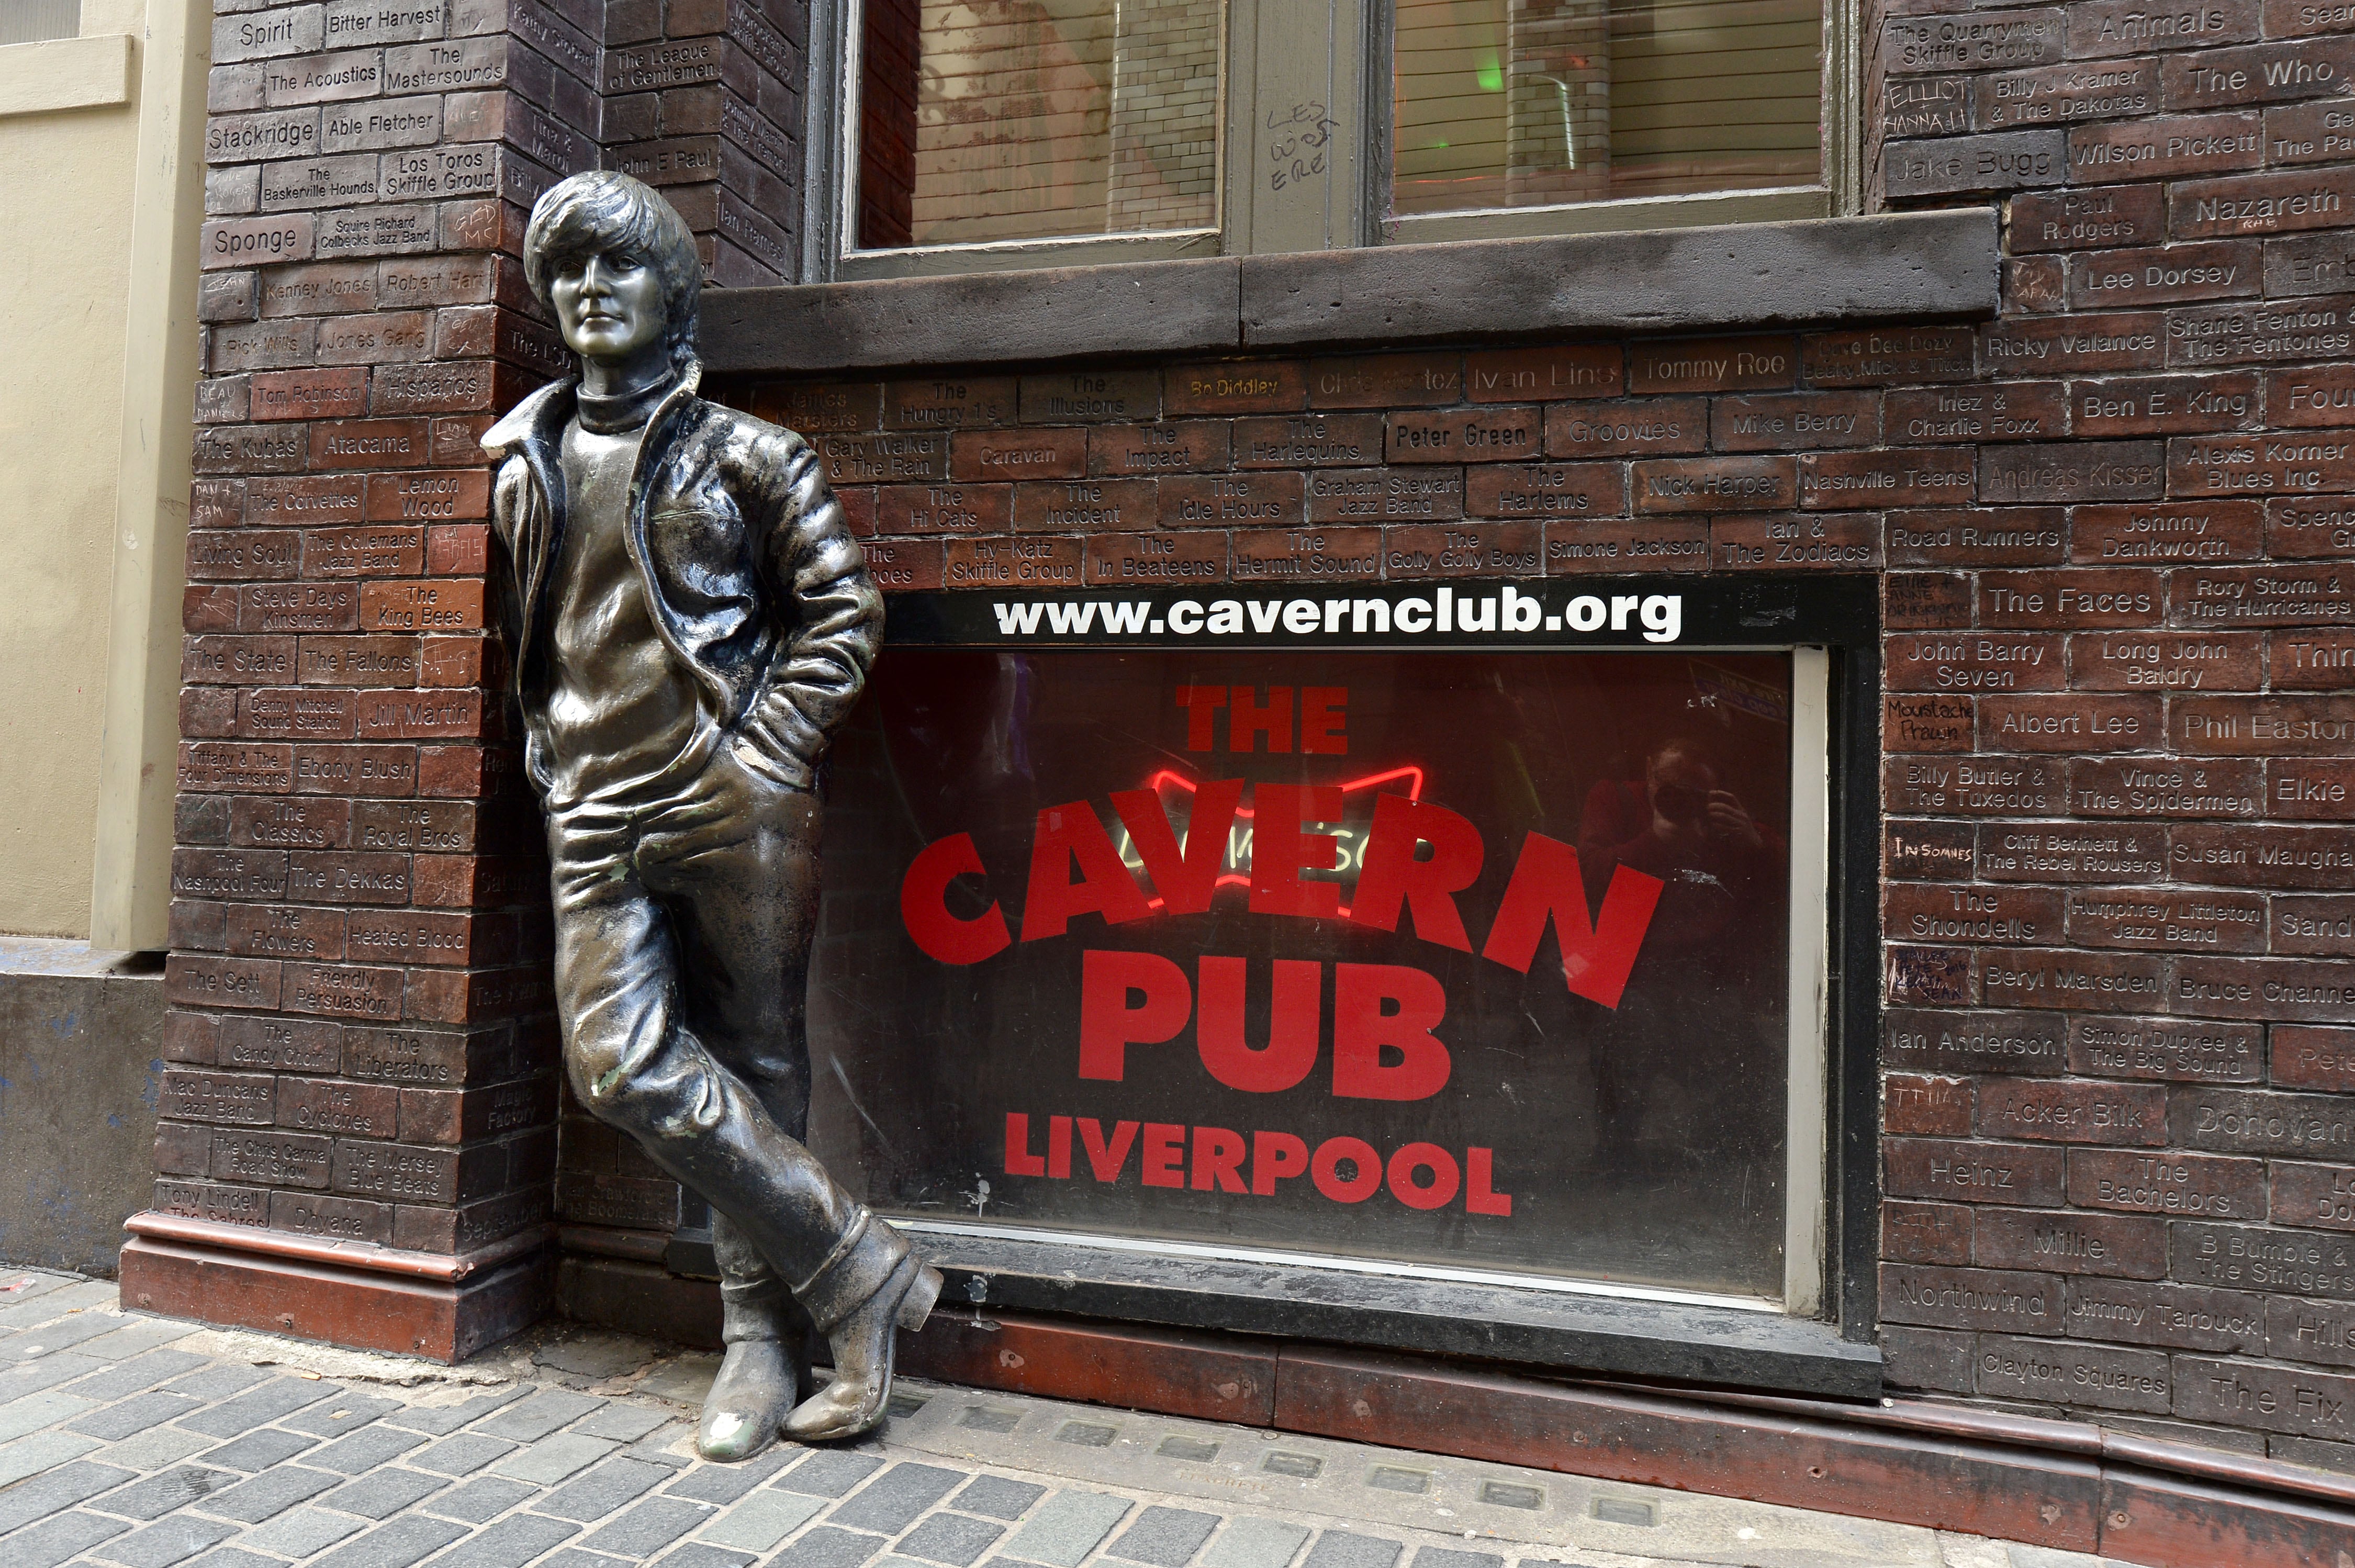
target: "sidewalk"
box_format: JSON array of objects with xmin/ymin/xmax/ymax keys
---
[{"xmin": 0, "ymin": 1265, "xmax": 2125, "ymax": 1568}]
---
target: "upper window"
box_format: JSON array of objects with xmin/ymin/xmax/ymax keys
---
[{"xmin": 835, "ymin": 0, "xmax": 1849, "ymax": 275}]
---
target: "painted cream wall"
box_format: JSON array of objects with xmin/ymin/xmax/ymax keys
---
[{"xmin": 0, "ymin": 0, "xmax": 196, "ymax": 940}]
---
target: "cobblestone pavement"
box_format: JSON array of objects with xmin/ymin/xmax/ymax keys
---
[{"xmin": 0, "ymin": 1267, "xmax": 2135, "ymax": 1568}]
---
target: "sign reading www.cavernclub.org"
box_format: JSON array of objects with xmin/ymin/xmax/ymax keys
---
[{"xmin": 985, "ymin": 587, "xmax": 1685, "ymax": 644}]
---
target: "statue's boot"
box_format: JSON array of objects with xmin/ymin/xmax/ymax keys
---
[
  {"xmin": 784, "ymin": 1209, "xmax": 941, "ymax": 1442},
  {"xmin": 697, "ymin": 1218, "xmax": 813, "ymax": 1462}
]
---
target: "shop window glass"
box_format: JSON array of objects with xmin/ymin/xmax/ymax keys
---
[
  {"xmin": 857, "ymin": 0, "xmax": 1224, "ymax": 249},
  {"xmin": 1390, "ymin": 0, "xmax": 1822, "ymax": 215},
  {"xmin": 1, "ymin": 0, "xmax": 81, "ymax": 44},
  {"xmin": 811, "ymin": 645, "xmax": 1815, "ymax": 1305}
]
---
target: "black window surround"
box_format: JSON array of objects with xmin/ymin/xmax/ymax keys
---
[{"xmin": 702, "ymin": 209, "xmax": 2000, "ymax": 375}]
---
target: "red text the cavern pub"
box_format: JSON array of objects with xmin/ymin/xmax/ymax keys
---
[{"xmin": 896, "ymin": 686, "xmax": 1669, "ymax": 1216}]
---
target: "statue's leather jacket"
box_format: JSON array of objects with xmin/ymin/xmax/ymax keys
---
[{"xmin": 482, "ymin": 360, "xmax": 882, "ymax": 794}]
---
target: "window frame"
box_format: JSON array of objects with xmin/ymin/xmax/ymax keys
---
[{"xmin": 811, "ymin": 0, "xmax": 1859, "ymax": 280}]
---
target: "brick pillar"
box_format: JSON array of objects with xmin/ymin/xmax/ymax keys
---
[{"xmin": 121, "ymin": 0, "xmax": 612, "ymax": 1360}]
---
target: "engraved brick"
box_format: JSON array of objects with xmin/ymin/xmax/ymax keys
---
[
  {"xmin": 1631, "ymin": 457, "xmax": 1796, "ymax": 514},
  {"xmin": 1882, "ymin": 1325, "xmax": 1975, "ymax": 1394},
  {"xmin": 303, "ymin": 526, "xmax": 427, "ymax": 578},
  {"xmin": 216, "ymin": 8, "xmax": 328, "ymax": 66},
  {"xmin": 874, "ymin": 484, "xmax": 1008, "ymax": 535},
  {"xmin": 163, "ymin": 1012, "xmax": 221, "ymax": 1067},
  {"xmin": 1885, "ymin": 131, "xmax": 2066, "ymax": 197},
  {"xmin": 1887, "ymin": 507, "xmax": 2067, "ymax": 567},
  {"xmin": 189, "ymin": 526, "xmax": 305, "ymax": 579},
  {"xmin": 247, "ymin": 474, "xmax": 366, "ymax": 525},
  {"xmin": 208, "ymin": 106, "xmax": 322, "ymax": 165},
  {"xmin": 1889, "ymin": 633, "xmax": 2066, "ymax": 692},
  {"xmin": 1166, "ymin": 472, "xmax": 1304, "ymax": 528},
  {"xmin": 954, "ymin": 427, "xmax": 1086, "ymax": 482},
  {"xmin": 2170, "ymin": 564, "xmax": 2355, "ymax": 627},
  {"xmin": 1883, "ymin": 698, "xmax": 1975, "ymax": 755},
  {"xmin": 2069, "ymin": 246, "xmax": 2259, "ymax": 316},
  {"xmin": 277, "ymin": 1077, "xmax": 399, "ymax": 1138},
  {"xmin": 1091, "ymin": 421, "xmax": 1227, "ymax": 478},
  {"xmin": 1012, "ymin": 478, "xmax": 1157, "ymax": 532},
  {"xmin": 225, "ymin": 903, "xmax": 345, "ymax": 962},
  {"xmin": 287, "ymin": 850, "xmax": 410, "ymax": 906},
  {"xmin": 2276, "ymin": 1025, "xmax": 2355, "ymax": 1091},
  {"xmin": 2263, "ymin": 234, "xmax": 2355, "ymax": 301},
  {"xmin": 1886, "ymin": 1007, "xmax": 2068, "ymax": 1077},
  {"xmin": 1712, "ymin": 393, "xmax": 1878, "ymax": 451},
  {"xmin": 161, "ymin": 1066, "xmax": 279, "ymax": 1124},
  {"xmin": 761, "ymin": 382, "xmax": 880, "ymax": 434},
  {"xmin": 1382, "ymin": 523, "xmax": 1541, "ymax": 580},
  {"xmin": 1982, "ymin": 440, "xmax": 2165, "ymax": 503},
  {"xmin": 272, "ymin": 1190, "xmax": 391, "ymax": 1242},
  {"xmin": 374, "ymin": 361, "xmax": 495, "ymax": 415},
  {"xmin": 859, "ymin": 539, "xmax": 943, "ymax": 592},
  {"xmin": 2170, "ymin": 824, "xmax": 2355, "ymax": 891},
  {"xmin": 244, "ymin": 583, "xmax": 360, "ymax": 634},
  {"xmin": 218, "ymin": 1015, "xmax": 342, "ymax": 1073},
  {"xmin": 264, "ymin": 46, "xmax": 388, "ymax": 104},
  {"xmin": 321, "ymin": 94, "xmax": 443, "ymax": 153},
  {"xmin": 2176, "ymin": 1089, "xmax": 2355, "ymax": 1162},
  {"xmin": 2270, "ymin": 1297, "xmax": 2355, "ymax": 1369},
  {"xmin": 363, "ymin": 469, "xmax": 489, "ymax": 522},
  {"xmin": 172, "ymin": 849, "xmax": 289, "ymax": 908},
  {"xmin": 1307, "ymin": 354, "xmax": 1460, "ymax": 410},
  {"xmin": 1165, "ymin": 362, "xmax": 1305, "ymax": 416},
  {"xmin": 360, "ymin": 580, "xmax": 485, "ymax": 631},
  {"xmin": 885, "ymin": 375, "xmax": 1016, "ymax": 429},
  {"xmin": 180, "ymin": 742, "xmax": 296, "ymax": 794},
  {"xmin": 558, "ymin": 1172, "xmax": 680, "ymax": 1228},
  {"xmin": 1714, "ymin": 513, "xmax": 1882, "ymax": 569},
  {"xmin": 2012, "ymin": 185, "xmax": 2166, "ymax": 255},
  {"xmin": 1233, "ymin": 414, "xmax": 1382, "ymax": 467},
  {"xmin": 1883, "ymin": 9, "xmax": 2064, "ymax": 74},
  {"xmin": 259, "ymin": 152, "xmax": 383, "ymax": 213},
  {"xmin": 204, "ymin": 213, "xmax": 317, "ymax": 271},
  {"xmin": 315, "ymin": 202, "xmax": 441, "ymax": 259},
  {"xmin": 1464, "ymin": 462, "xmax": 1624, "ymax": 521},
  {"xmin": 201, "ymin": 270, "xmax": 261, "ymax": 322},
  {"xmin": 2069, "ymin": 114, "xmax": 2263, "ymax": 187},
  {"xmin": 1888, "ymin": 820, "xmax": 1977, "ymax": 879},
  {"xmin": 1543, "ymin": 397, "xmax": 1706, "ymax": 458},
  {"xmin": 1977, "ymin": 55, "xmax": 2156, "ymax": 128},
  {"xmin": 215, "ymin": 1128, "xmax": 333, "ymax": 1187},
  {"xmin": 2174, "ymin": 1356, "xmax": 2355, "ymax": 1439},
  {"xmin": 355, "ymin": 686, "xmax": 484, "ymax": 740},
  {"xmin": 1885, "ymin": 75, "xmax": 1969, "ymax": 138},
  {"xmin": 1977, "ymin": 1076, "xmax": 2167, "ymax": 1145},
  {"xmin": 1386, "ymin": 407, "xmax": 1539, "ymax": 464},
  {"xmin": 1986, "ymin": 312, "xmax": 2163, "ymax": 373},
  {"xmin": 1886, "ymin": 1074, "xmax": 1975, "ymax": 1135},
  {"xmin": 1623, "ymin": 339, "xmax": 1798, "ymax": 397},
  {"xmin": 249, "ymin": 368, "xmax": 367, "ymax": 423},
  {"xmin": 1544, "ymin": 519, "xmax": 1712, "ymax": 573},
  {"xmin": 2170, "ymin": 297, "xmax": 2355, "ymax": 371},
  {"xmin": 1983, "ymin": 821, "xmax": 2171, "ymax": 885},
  {"xmin": 1881, "ymin": 1263, "xmax": 2064, "ymax": 1332},
  {"xmin": 2070, "ymin": 1148, "xmax": 2264, "ymax": 1217},
  {"xmin": 2069, "ymin": 888, "xmax": 2265, "ymax": 954},
  {"xmin": 2176, "ymin": 1220, "xmax": 2355, "ymax": 1298},
  {"xmin": 1977, "ymin": 1334, "xmax": 2172, "ymax": 1412},
  {"xmin": 155, "ymin": 1180, "xmax": 271, "ymax": 1227},
  {"xmin": 1804, "ymin": 326, "xmax": 1977, "ymax": 386},
  {"xmin": 1983, "ymin": 949, "xmax": 2167, "ymax": 1010},
  {"xmin": 942, "ymin": 536, "xmax": 1080, "ymax": 590},
  {"xmin": 282, "ymin": 961, "xmax": 406, "ymax": 1020},
  {"xmin": 2172, "ymin": 169, "xmax": 2355, "ymax": 241},
  {"xmin": 2179, "ymin": 695, "xmax": 2355, "ymax": 755},
  {"xmin": 299, "ymin": 636, "xmax": 419, "ymax": 688},
  {"xmin": 1982, "ymin": 693, "xmax": 2161, "ymax": 752},
  {"xmin": 1230, "ymin": 528, "xmax": 1380, "ymax": 584},
  {"xmin": 1463, "ymin": 344, "xmax": 1621, "ymax": 402},
  {"xmin": 185, "ymin": 634, "xmax": 299, "ymax": 687},
  {"xmin": 309, "ymin": 419, "xmax": 430, "ymax": 470},
  {"xmin": 1800, "ymin": 449, "xmax": 1975, "ymax": 509},
  {"xmin": 1886, "ymin": 1136, "xmax": 2068, "ymax": 1205},
  {"xmin": 342, "ymin": 1024, "xmax": 510, "ymax": 1087},
  {"xmin": 1890, "ymin": 883, "xmax": 2064, "ymax": 948},
  {"xmin": 813, "ymin": 431, "xmax": 950, "ymax": 486},
  {"xmin": 2276, "ymin": 1162, "xmax": 2355, "ymax": 1235},
  {"xmin": 2005, "ymin": 254, "xmax": 2067, "ymax": 316},
  {"xmin": 1084, "ymin": 532, "xmax": 1227, "ymax": 587},
  {"xmin": 2167, "ymin": 36, "xmax": 2355, "ymax": 111},
  {"xmin": 332, "ymin": 1139, "xmax": 472, "ymax": 1203},
  {"xmin": 1976, "ymin": 1207, "xmax": 2168, "ymax": 1278},
  {"xmin": 1886, "ymin": 1199, "xmax": 1972, "ymax": 1262}
]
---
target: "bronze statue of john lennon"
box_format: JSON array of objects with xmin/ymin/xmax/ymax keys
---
[{"xmin": 484, "ymin": 170, "xmax": 937, "ymax": 1458}]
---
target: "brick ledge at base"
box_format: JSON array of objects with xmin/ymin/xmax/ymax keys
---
[{"xmin": 880, "ymin": 1303, "xmax": 2349, "ymax": 1568}]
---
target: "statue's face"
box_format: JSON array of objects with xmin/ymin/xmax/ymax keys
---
[{"xmin": 550, "ymin": 248, "xmax": 667, "ymax": 364}]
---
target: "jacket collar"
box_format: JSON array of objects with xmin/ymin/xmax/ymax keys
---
[{"xmin": 479, "ymin": 359, "xmax": 705, "ymax": 460}]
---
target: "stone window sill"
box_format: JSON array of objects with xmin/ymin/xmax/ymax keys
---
[
  {"xmin": 702, "ymin": 209, "xmax": 1999, "ymax": 376},
  {"xmin": 0, "ymin": 34, "xmax": 132, "ymax": 117}
]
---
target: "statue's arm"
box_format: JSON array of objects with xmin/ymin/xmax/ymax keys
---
[{"xmin": 733, "ymin": 430, "xmax": 884, "ymax": 788}]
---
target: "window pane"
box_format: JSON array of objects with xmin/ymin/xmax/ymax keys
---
[
  {"xmin": 1390, "ymin": 0, "xmax": 1820, "ymax": 216},
  {"xmin": 858, "ymin": 0, "xmax": 1224, "ymax": 249},
  {"xmin": 0, "ymin": 0, "xmax": 80, "ymax": 44}
]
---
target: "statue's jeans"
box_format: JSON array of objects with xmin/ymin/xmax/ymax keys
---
[{"xmin": 545, "ymin": 742, "xmax": 861, "ymax": 1313}]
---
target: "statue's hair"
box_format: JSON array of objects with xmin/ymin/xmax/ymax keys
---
[{"xmin": 523, "ymin": 171, "xmax": 702, "ymax": 371}]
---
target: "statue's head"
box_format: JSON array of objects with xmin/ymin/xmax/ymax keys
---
[{"xmin": 523, "ymin": 171, "xmax": 702, "ymax": 377}]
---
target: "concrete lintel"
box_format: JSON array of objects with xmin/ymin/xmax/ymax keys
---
[{"xmin": 700, "ymin": 210, "xmax": 2001, "ymax": 376}]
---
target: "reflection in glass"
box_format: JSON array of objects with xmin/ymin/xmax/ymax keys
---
[
  {"xmin": 857, "ymin": 0, "xmax": 1223, "ymax": 248},
  {"xmin": 810, "ymin": 649, "xmax": 1803, "ymax": 1302},
  {"xmin": 1390, "ymin": 0, "xmax": 1821, "ymax": 215}
]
